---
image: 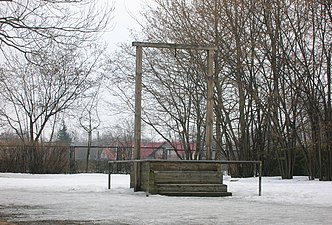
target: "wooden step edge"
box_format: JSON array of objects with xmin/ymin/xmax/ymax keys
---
[
  {"xmin": 158, "ymin": 191, "xmax": 232, "ymax": 197},
  {"xmin": 157, "ymin": 183, "xmax": 228, "ymax": 186},
  {"xmin": 153, "ymin": 171, "xmax": 222, "ymax": 173},
  {"xmin": 155, "ymin": 181, "xmax": 224, "ymax": 184}
]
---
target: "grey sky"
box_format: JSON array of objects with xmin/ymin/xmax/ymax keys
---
[{"xmin": 105, "ymin": 0, "xmax": 146, "ymax": 51}]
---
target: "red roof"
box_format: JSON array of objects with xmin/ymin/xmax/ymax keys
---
[
  {"xmin": 102, "ymin": 141, "xmax": 197, "ymax": 160},
  {"xmin": 140, "ymin": 142, "xmax": 166, "ymax": 159}
]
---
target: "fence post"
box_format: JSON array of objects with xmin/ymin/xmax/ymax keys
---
[
  {"xmin": 69, "ymin": 146, "xmax": 75, "ymax": 174},
  {"xmin": 259, "ymin": 161, "xmax": 262, "ymax": 196},
  {"xmin": 108, "ymin": 162, "xmax": 111, "ymax": 189}
]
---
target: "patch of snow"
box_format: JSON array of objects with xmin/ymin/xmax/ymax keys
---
[{"xmin": 0, "ymin": 173, "xmax": 331, "ymax": 224}]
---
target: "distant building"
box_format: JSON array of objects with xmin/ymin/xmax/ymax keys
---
[{"xmin": 98, "ymin": 141, "xmax": 197, "ymax": 160}]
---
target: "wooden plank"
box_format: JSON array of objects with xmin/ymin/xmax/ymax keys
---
[
  {"xmin": 158, "ymin": 191, "xmax": 232, "ymax": 197},
  {"xmin": 157, "ymin": 184, "xmax": 228, "ymax": 192},
  {"xmin": 205, "ymin": 49, "xmax": 214, "ymax": 160},
  {"xmin": 133, "ymin": 46, "xmax": 143, "ymax": 192},
  {"xmin": 150, "ymin": 162, "xmax": 221, "ymax": 171},
  {"xmin": 132, "ymin": 42, "xmax": 218, "ymax": 51},
  {"xmin": 154, "ymin": 171, "xmax": 223, "ymax": 184},
  {"xmin": 134, "ymin": 45, "xmax": 143, "ymax": 160},
  {"xmin": 139, "ymin": 162, "xmax": 149, "ymax": 190}
]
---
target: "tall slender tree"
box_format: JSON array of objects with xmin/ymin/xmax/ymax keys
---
[{"xmin": 112, "ymin": 0, "xmax": 331, "ymax": 179}]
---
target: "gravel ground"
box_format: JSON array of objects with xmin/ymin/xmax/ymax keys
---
[{"xmin": 0, "ymin": 206, "xmax": 93, "ymax": 225}]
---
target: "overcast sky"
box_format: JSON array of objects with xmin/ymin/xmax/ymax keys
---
[{"xmin": 105, "ymin": 0, "xmax": 147, "ymax": 52}]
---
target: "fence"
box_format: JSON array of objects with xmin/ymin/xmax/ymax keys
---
[
  {"xmin": 0, "ymin": 143, "xmax": 190, "ymax": 174},
  {"xmin": 0, "ymin": 144, "xmax": 69, "ymax": 173},
  {"xmin": 0, "ymin": 144, "xmax": 260, "ymax": 176},
  {"xmin": 69, "ymin": 145, "xmax": 187, "ymax": 173}
]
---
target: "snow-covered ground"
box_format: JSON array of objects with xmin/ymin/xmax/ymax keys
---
[{"xmin": 0, "ymin": 173, "xmax": 331, "ymax": 224}]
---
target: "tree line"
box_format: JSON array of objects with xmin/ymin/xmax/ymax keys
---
[
  {"xmin": 112, "ymin": 0, "xmax": 332, "ymax": 180},
  {"xmin": 0, "ymin": 0, "xmax": 112, "ymax": 173},
  {"xmin": 1, "ymin": 0, "xmax": 331, "ymax": 180}
]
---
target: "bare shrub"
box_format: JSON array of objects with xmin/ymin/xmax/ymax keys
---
[{"xmin": 0, "ymin": 142, "xmax": 69, "ymax": 173}]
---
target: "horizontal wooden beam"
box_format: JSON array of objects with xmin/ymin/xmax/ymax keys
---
[{"xmin": 132, "ymin": 42, "xmax": 218, "ymax": 51}]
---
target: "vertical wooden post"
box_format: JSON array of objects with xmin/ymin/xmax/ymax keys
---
[
  {"xmin": 259, "ymin": 161, "xmax": 262, "ymax": 196},
  {"xmin": 134, "ymin": 46, "xmax": 143, "ymax": 191},
  {"xmin": 206, "ymin": 49, "xmax": 214, "ymax": 160}
]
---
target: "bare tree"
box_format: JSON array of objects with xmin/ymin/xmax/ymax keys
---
[
  {"xmin": 0, "ymin": 0, "xmax": 112, "ymax": 57},
  {"xmin": 0, "ymin": 45, "xmax": 105, "ymax": 143},
  {"xmin": 78, "ymin": 84, "xmax": 101, "ymax": 172},
  {"xmin": 0, "ymin": 0, "xmax": 112, "ymax": 143},
  {"xmin": 283, "ymin": 1, "xmax": 332, "ymax": 180},
  {"xmin": 111, "ymin": 0, "xmax": 331, "ymax": 180}
]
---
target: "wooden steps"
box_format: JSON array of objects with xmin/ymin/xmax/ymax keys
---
[
  {"xmin": 157, "ymin": 183, "xmax": 228, "ymax": 192},
  {"xmin": 138, "ymin": 161, "xmax": 232, "ymax": 197},
  {"xmin": 151, "ymin": 170, "xmax": 232, "ymax": 197},
  {"xmin": 157, "ymin": 191, "xmax": 232, "ymax": 197}
]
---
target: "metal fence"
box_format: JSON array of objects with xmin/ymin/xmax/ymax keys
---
[{"xmin": 69, "ymin": 145, "xmax": 186, "ymax": 173}]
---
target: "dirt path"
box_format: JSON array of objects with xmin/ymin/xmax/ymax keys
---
[
  {"xmin": 0, "ymin": 221, "xmax": 16, "ymax": 225},
  {"xmin": 1, "ymin": 218, "xmax": 91, "ymax": 225},
  {"xmin": 0, "ymin": 211, "xmax": 92, "ymax": 225}
]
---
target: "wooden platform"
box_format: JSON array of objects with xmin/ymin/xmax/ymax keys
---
[
  {"xmin": 137, "ymin": 160, "xmax": 232, "ymax": 197},
  {"xmin": 109, "ymin": 160, "xmax": 262, "ymax": 196}
]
